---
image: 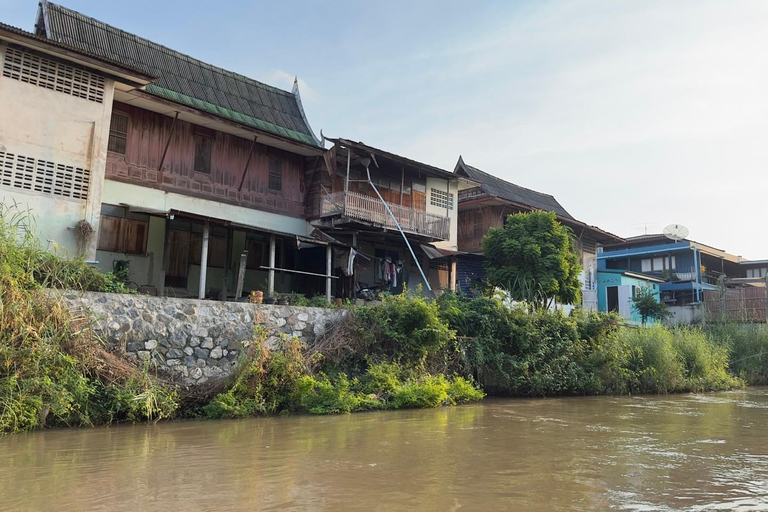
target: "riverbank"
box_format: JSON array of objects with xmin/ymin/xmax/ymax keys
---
[{"xmin": 2, "ymin": 209, "xmax": 765, "ymax": 434}]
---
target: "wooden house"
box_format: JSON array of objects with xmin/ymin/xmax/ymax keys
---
[
  {"xmin": 454, "ymin": 157, "xmax": 623, "ymax": 310},
  {"xmin": 307, "ymin": 139, "xmax": 467, "ymax": 297},
  {"xmin": 33, "ymin": 1, "xmax": 335, "ymax": 300}
]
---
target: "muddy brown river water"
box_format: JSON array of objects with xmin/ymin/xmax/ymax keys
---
[{"xmin": 2, "ymin": 389, "xmax": 768, "ymax": 511}]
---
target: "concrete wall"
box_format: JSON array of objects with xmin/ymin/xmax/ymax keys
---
[
  {"xmin": 666, "ymin": 304, "xmax": 703, "ymax": 326},
  {"xmin": 426, "ymin": 177, "xmax": 459, "ymax": 251},
  {"xmin": 56, "ymin": 291, "xmax": 348, "ymax": 386},
  {"xmin": 0, "ymin": 41, "xmax": 115, "ymax": 258}
]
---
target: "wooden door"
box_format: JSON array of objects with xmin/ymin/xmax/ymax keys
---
[{"xmin": 165, "ymin": 229, "xmax": 190, "ymax": 288}]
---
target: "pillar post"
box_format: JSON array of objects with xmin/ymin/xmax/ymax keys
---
[
  {"xmin": 268, "ymin": 234, "xmax": 276, "ymax": 297},
  {"xmin": 198, "ymin": 221, "xmax": 210, "ymax": 299},
  {"xmin": 326, "ymin": 244, "xmax": 333, "ymax": 303}
]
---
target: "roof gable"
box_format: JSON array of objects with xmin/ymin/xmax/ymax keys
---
[
  {"xmin": 454, "ymin": 157, "xmax": 574, "ymax": 219},
  {"xmin": 38, "ymin": 2, "xmax": 320, "ymax": 147}
]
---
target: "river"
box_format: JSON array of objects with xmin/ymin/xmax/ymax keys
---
[{"xmin": 2, "ymin": 389, "xmax": 768, "ymax": 511}]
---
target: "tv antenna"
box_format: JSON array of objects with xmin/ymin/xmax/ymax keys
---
[{"xmin": 663, "ymin": 224, "xmax": 689, "ymax": 242}]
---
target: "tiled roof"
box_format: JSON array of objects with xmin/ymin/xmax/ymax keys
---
[
  {"xmin": 455, "ymin": 157, "xmax": 574, "ymax": 219},
  {"xmin": 38, "ymin": 2, "xmax": 320, "ymax": 147}
]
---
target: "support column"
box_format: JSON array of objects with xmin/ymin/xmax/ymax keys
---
[
  {"xmin": 450, "ymin": 258, "xmax": 457, "ymax": 292},
  {"xmin": 198, "ymin": 221, "xmax": 210, "ymax": 300},
  {"xmin": 159, "ymin": 217, "xmax": 170, "ymax": 297},
  {"xmin": 326, "ymin": 244, "xmax": 333, "ymax": 303},
  {"xmin": 268, "ymin": 234, "xmax": 276, "ymax": 297}
]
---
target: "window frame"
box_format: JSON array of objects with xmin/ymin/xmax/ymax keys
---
[
  {"xmin": 97, "ymin": 215, "xmax": 149, "ymax": 255},
  {"xmin": 193, "ymin": 133, "xmax": 213, "ymax": 175},
  {"xmin": 107, "ymin": 111, "xmax": 129, "ymax": 155},
  {"xmin": 268, "ymin": 156, "xmax": 283, "ymax": 193}
]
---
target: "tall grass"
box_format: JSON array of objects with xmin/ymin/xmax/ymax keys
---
[
  {"xmin": 0, "ymin": 204, "xmax": 177, "ymax": 433},
  {"xmin": 705, "ymin": 323, "xmax": 768, "ymax": 385},
  {"xmin": 621, "ymin": 326, "xmax": 741, "ymax": 394}
]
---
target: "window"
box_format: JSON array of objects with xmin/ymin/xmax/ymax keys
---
[
  {"xmin": 747, "ymin": 268, "xmax": 768, "ymax": 278},
  {"xmin": 412, "ymin": 181, "xmax": 426, "ymax": 194},
  {"xmin": 108, "ymin": 111, "xmax": 129, "ymax": 154},
  {"xmin": 97, "ymin": 211, "xmax": 148, "ymax": 255},
  {"xmin": 473, "ymin": 212, "xmax": 483, "ymax": 238},
  {"xmin": 430, "ymin": 188, "xmax": 454, "ymax": 210},
  {"xmin": 2, "ymin": 46, "xmax": 105, "ymax": 103},
  {"xmin": 268, "ymin": 157, "xmax": 283, "ymax": 192},
  {"xmin": 641, "ymin": 256, "xmax": 676, "ymax": 272},
  {"xmin": 194, "ymin": 135, "xmax": 212, "ymax": 174}
]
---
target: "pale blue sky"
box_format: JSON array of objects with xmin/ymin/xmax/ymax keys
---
[{"xmin": 3, "ymin": 0, "xmax": 767, "ymax": 258}]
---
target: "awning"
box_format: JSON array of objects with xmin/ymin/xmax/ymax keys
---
[{"xmin": 420, "ymin": 244, "xmax": 466, "ymax": 260}]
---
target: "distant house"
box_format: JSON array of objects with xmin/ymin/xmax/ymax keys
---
[
  {"xmin": 597, "ymin": 269, "xmax": 664, "ymax": 324},
  {"xmin": 597, "ymin": 235, "xmax": 746, "ymax": 306},
  {"xmin": 308, "ymin": 138, "xmax": 466, "ymax": 296},
  {"xmin": 453, "ymin": 157, "xmax": 623, "ymax": 310},
  {"xmin": 22, "ymin": 1, "xmax": 340, "ymax": 300}
]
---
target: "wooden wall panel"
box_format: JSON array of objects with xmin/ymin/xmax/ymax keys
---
[{"xmin": 106, "ymin": 102, "xmax": 307, "ymax": 218}]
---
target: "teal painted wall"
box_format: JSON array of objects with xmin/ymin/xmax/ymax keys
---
[{"xmin": 597, "ymin": 271, "xmax": 661, "ymax": 324}]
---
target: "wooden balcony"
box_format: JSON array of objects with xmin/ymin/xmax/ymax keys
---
[{"xmin": 319, "ymin": 191, "xmax": 450, "ymax": 240}]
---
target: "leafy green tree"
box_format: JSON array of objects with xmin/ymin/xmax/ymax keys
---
[
  {"xmin": 631, "ymin": 285, "xmax": 670, "ymax": 325},
  {"xmin": 482, "ymin": 211, "xmax": 582, "ymax": 309}
]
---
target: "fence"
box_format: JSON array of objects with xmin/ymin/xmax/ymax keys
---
[
  {"xmin": 319, "ymin": 191, "xmax": 450, "ymax": 240},
  {"xmin": 702, "ymin": 288, "xmax": 767, "ymax": 323}
]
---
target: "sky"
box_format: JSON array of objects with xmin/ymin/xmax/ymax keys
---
[{"xmin": 3, "ymin": 0, "xmax": 767, "ymax": 258}]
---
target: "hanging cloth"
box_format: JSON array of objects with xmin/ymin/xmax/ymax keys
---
[{"xmin": 345, "ymin": 249, "xmax": 357, "ymax": 277}]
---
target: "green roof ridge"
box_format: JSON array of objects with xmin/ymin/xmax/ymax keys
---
[{"xmin": 146, "ymin": 84, "xmax": 318, "ymax": 146}]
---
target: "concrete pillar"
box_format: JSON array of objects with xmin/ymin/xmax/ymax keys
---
[
  {"xmin": 268, "ymin": 234, "xmax": 276, "ymax": 297},
  {"xmin": 198, "ymin": 221, "xmax": 210, "ymax": 299}
]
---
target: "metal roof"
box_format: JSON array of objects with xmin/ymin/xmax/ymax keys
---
[
  {"xmin": 329, "ymin": 138, "xmax": 457, "ymax": 180},
  {"xmin": 454, "ymin": 157, "xmax": 574, "ymax": 219},
  {"xmin": 0, "ymin": 21, "xmax": 153, "ymax": 82},
  {"xmin": 38, "ymin": 1, "xmax": 321, "ymax": 147}
]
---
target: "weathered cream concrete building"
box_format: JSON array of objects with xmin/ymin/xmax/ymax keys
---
[{"xmin": 0, "ymin": 21, "xmax": 151, "ymax": 257}]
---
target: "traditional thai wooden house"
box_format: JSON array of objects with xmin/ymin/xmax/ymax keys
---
[
  {"xmin": 454, "ymin": 157, "xmax": 623, "ymax": 310},
  {"xmin": 34, "ymin": 1, "xmax": 334, "ymax": 300},
  {"xmin": 307, "ymin": 138, "xmax": 469, "ymax": 297}
]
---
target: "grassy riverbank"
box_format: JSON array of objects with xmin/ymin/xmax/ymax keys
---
[{"xmin": 1, "ymin": 208, "xmax": 764, "ymax": 434}]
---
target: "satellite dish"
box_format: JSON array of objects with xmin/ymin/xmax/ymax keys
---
[{"xmin": 663, "ymin": 224, "xmax": 689, "ymax": 242}]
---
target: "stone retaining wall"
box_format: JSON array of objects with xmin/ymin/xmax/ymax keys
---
[{"xmin": 55, "ymin": 292, "xmax": 348, "ymax": 386}]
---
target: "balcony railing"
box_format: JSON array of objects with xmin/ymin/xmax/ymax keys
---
[
  {"xmin": 644, "ymin": 267, "xmax": 724, "ymax": 285},
  {"xmin": 319, "ymin": 191, "xmax": 450, "ymax": 240}
]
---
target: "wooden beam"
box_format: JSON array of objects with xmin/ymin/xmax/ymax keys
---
[
  {"xmin": 158, "ymin": 111, "xmax": 179, "ymax": 177},
  {"xmin": 235, "ymin": 251, "xmax": 248, "ymax": 300},
  {"xmin": 237, "ymin": 136, "xmax": 258, "ymax": 192}
]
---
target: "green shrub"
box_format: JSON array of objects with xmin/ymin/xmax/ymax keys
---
[
  {"xmin": 296, "ymin": 373, "xmax": 378, "ymax": 414},
  {"xmin": 391, "ymin": 375, "xmax": 450, "ymax": 409},
  {"xmin": 356, "ymin": 290, "xmax": 455, "ymax": 364},
  {"xmin": 446, "ymin": 377, "xmax": 485, "ymax": 404}
]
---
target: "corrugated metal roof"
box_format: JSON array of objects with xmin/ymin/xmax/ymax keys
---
[
  {"xmin": 0, "ymin": 21, "xmax": 153, "ymax": 80},
  {"xmin": 39, "ymin": 2, "xmax": 320, "ymax": 147},
  {"xmin": 455, "ymin": 157, "xmax": 574, "ymax": 219}
]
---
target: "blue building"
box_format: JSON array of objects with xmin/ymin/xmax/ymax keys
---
[
  {"xmin": 597, "ymin": 269, "xmax": 664, "ymax": 324},
  {"xmin": 597, "ymin": 235, "xmax": 745, "ymax": 306}
]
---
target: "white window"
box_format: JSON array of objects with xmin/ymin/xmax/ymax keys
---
[
  {"xmin": 641, "ymin": 256, "xmax": 676, "ymax": 272},
  {"xmin": 747, "ymin": 268, "xmax": 768, "ymax": 278},
  {"xmin": 3, "ymin": 46, "xmax": 105, "ymax": 103},
  {"xmin": 429, "ymin": 188, "xmax": 454, "ymax": 210}
]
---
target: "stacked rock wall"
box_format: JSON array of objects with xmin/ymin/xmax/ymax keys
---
[{"xmin": 55, "ymin": 292, "xmax": 348, "ymax": 385}]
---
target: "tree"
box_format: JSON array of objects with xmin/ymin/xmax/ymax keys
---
[
  {"xmin": 631, "ymin": 285, "xmax": 670, "ymax": 325},
  {"xmin": 482, "ymin": 211, "xmax": 582, "ymax": 309}
]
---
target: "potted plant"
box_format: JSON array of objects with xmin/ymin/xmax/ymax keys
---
[
  {"xmin": 264, "ymin": 295, "xmax": 277, "ymax": 305},
  {"xmin": 276, "ymin": 294, "xmax": 289, "ymax": 306},
  {"xmin": 250, "ymin": 290, "xmax": 264, "ymax": 304}
]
